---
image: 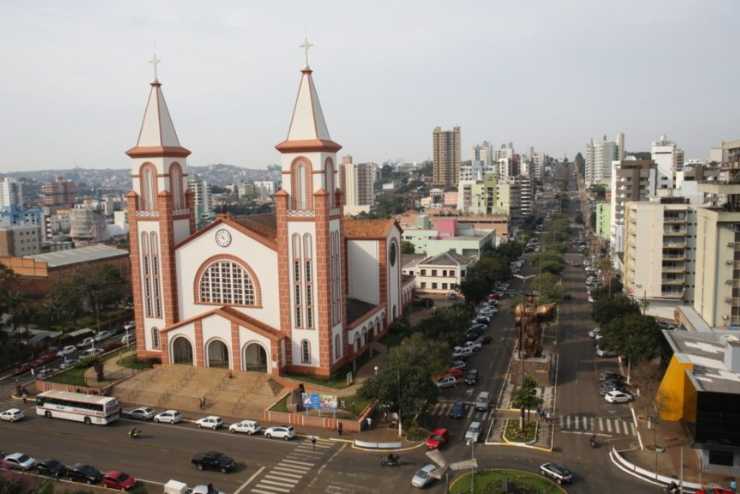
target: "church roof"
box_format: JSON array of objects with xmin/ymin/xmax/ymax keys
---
[
  {"xmin": 275, "ymin": 68, "xmax": 341, "ymax": 153},
  {"xmin": 126, "ymin": 80, "xmax": 191, "ymax": 158},
  {"xmin": 344, "ymin": 218, "xmax": 399, "ymax": 240},
  {"xmin": 174, "ymin": 214, "xmax": 277, "ymax": 251},
  {"xmin": 161, "ymin": 305, "xmax": 283, "ymax": 342},
  {"xmin": 233, "ymin": 214, "xmax": 277, "ymax": 241}
]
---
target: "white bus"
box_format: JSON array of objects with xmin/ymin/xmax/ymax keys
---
[{"xmin": 36, "ymin": 390, "xmax": 120, "ymax": 425}]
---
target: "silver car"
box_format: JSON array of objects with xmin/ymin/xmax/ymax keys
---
[{"xmin": 411, "ymin": 464, "xmax": 439, "ymax": 488}]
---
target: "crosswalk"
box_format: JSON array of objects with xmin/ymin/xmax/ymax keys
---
[
  {"xmin": 558, "ymin": 415, "xmax": 636, "ymax": 436},
  {"xmin": 250, "ymin": 437, "xmax": 336, "ymax": 494},
  {"xmin": 427, "ymin": 401, "xmax": 493, "ymax": 422}
]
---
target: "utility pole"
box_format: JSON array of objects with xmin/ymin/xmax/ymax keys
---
[{"xmin": 397, "ymin": 368, "xmax": 402, "ymax": 438}]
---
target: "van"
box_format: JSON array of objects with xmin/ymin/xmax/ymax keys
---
[{"xmin": 475, "ymin": 391, "xmax": 490, "ymax": 412}]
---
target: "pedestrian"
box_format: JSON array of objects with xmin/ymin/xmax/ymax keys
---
[
  {"xmin": 30, "ymin": 368, "xmax": 35, "ymax": 378},
  {"xmin": 311, "ymin": 436, "xmax": 317, "ymax": 451},
  {"xmin": 338, "ymin": 421, "xmax": 343, "ymax": 436},
  {"xmin": 731, "ymin": 479, "xmax": 737, "ymax": 493},
  {"xmin": 366, "ymin": 417, "xmax": 373, "ymax": 429}
]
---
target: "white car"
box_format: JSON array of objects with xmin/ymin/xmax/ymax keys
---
[
  {"xmin": 190, "ymin": 485, "xmax": 225, "ymax": 494},
  {"xmin": 411, "ymin": 464, "xmax": 439, "ymax": 488},
  {"xmin": 452, "ymin": 347, "xmax": 473, "ymax": 359},
  {"xmin": 0, "ymin": 408, "xmax": 24, "ymax": 422},
  {"xmin": 435, "ymin": 376, "xmax": 457, "ymax": 389},
  {"xmin": 4, "ymin": 453, "xmax": 36, "ymax": 471},
  {"xmin": 463, "ymin": 341, "xmax": 482, "ymax": 352},
  {"xmin": 77, "ymin": 337, "xmax": 95, "ymax": 349},
  {"xmin": 94, "ymin": 329, "xmax": 116, "ymax": 342},
  {"xmin": 123, "ymin": 407, "xmax": 156, "ymax": 420},
  {"xmin": 195, "ymin": 416, "xmax": 223, "ymax": 430},
  {"xmin": 588, "ymin": 328, "xmax": 600, "ymax": 338},
  {"xmin": 229, "ymin": 420, "xmax": 262, "ymax": 435},
  {"xmin": 596, "ymin": 346, "xmax": 617, "ymax": 358},
  {"xmin": 80, "ymin": 347, "xmax": 103, "ymax": 358},
  {"xmin": 153, "ymin": 410, "xmax": 183, "ymax": 424},
  {"xmin": 465, "ymin": 421, "xmax": 481, "ymax": 443},
  {"xmin": 57, "ymin": 345, "xmax": 77, "ymax": 358},
  {"xmin": 604, "ymin": 390, "xmax": 632, "ymax": 403},
  {"xmin": 264, "ymin": 425, "xmax": 295, "ymax": 440}
]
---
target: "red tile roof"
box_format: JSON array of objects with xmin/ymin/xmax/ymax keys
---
[{"xmin": 344, "ymin": 218, "xmax": 398, "ymax": 239}]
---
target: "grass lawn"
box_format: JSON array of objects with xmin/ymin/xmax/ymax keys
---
[
  {"xmin": 504, "ymin": 419, "xmax": 538, "ymax": 443},
  {"xmin": 450, "ymin": 469, "xmax": 562, "ymax": 494},
  {"xmin": 269, "ymin": 393, "xmax": 371, "ymax": 419},
  {"xmin": 117, "ymin": 353, "xmax": 155, "ymax": 370},
  {"xmin": 46, "ymin": 365, "xmax": 88, "ymax": 387},
  {"xmin": 270, "ymin": 394, "xmax": 290, "ymax": 412}
]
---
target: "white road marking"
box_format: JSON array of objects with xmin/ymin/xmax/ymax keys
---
[
  {"xmin": 234, "ymin": 465, "xmax": 265, "ymax": 494},
  {"xmin": 598, "ymin": 417, "xmax": 604, "ymax": 431},
  {"xmin": 251, "ymin": 489, "xmax": 287, "ymax": 494},
  {"xmin": 606, "ymin": 419, "xmax": 612, "ymax": 433},
  {"xmin": 261, "ymin": 477, "xmax": 298, "ymax": 486},
  {"xmin": 630, "ymin": 422, "xmax": 636, "ymax": 436},
  {"xmin": 280, "ymin": 458, "xmax": 314, "ymax": 467},
  {"xmin": 467, "ymin": 406, "xmax": 475, "ymax": 418},
  {"xmin": 566, "ymin": 415, "xmax": 571, "ymax": 429},
  {"xmin": 138, "ymin": 478, "xmax": 165, "ymax": 486},
  {"xmin": 252, "ymin": 484, "xmax": 291, "ymax": 493},
  {"xmin": 559, "ymin": 416, "xmax": 564, "ymax": 428},
  {"xmin": 269, "ymin": 468, "xmax": 304, "ymax": 478}
]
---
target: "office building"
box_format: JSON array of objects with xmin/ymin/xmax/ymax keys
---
[
  {"xmin": 651, "ymin": 135, "xmax": 685, "ymax": 190},
  {"xmin": 0, "ymin": 177, "xmax": 23, "ymax": 210},
  {"xmin": 495, "ymin": 180, "xmax": 521, "ymax": 221},
  {"xmin": 69, "ymin": 207, "xmax": 107, "ymax": 244},
  {"xmin": 472, "ymin": 141, "xmax": 493, "ymax": 166},
  {"xmin": 402, "ymin": 252, "xmax": 475, "ymax": 297},
  {"xmin": 623, "ymin": 197, "xmax": 696, "ymax": 314},
  {"xmin": 433, "ymin": 126, "xmax": 461, "ymax": 188},
  {"xmin": 585, "ymin": 135, "xmax": 619, "ymax": 186},
  {"xmin": 609, "ymin": 159, "xmax": 657, "ymax": 254},
  {"xmin": 515, "ymin": 176, "xmax": 534, "ymax": 217},
  {"xmin": 340, "ymin": 156, "xmax": 376, "ymax": 215},
  {"xmin": 0, "ymin": 224, "xmax": 42, "ymax": 257},
  {"xmin": 495, "ymin": 143, "xmax": 515, "ymax": 161},
  {"xmin": 41, "ymin": 177, "xmax": 77, "ymax": 209}
]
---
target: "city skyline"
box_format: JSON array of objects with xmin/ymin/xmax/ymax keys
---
[{"xmin": 1, "ymin": 1, "xmax": 739, "ymax": 172}]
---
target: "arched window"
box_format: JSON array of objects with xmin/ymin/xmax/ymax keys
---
[
  {"xmin": 170, "ymin": 163, "xmax": 184, "ymax": 210},
  {"xmin": 292, "ymin": 234, "xmax": 302, "ymax": 328},
  {"xmin": 141, "ymin": 232, "xmax": 152, "ymax": 317},
  {"xmin": 151, "ymin": 327, "xmax": 160, "ymax": 349},
  {"xmin": 150, "ymin": 232, "xmax": 162, "ymax": 318},
  {"xmin": 291, "ymin": 158, "xmax": 313, "ymax": 210},
  {"xmin": 301, "ymin": 340, "xmax": 311, "ymax": 364},
  {"xmin": 139, "ymin": 163, "xmax": 158, "ymax": 210},
  {"xmin": 303, "ymin": 233, "xmax": 314, "ymax": 329},
  {"xmin": 198, "ymin": 259, "xmax": 257, "ymax": 306},
  {"xmin": 325, "ymin": 158, "xmax": 335, "ymax": 208}
]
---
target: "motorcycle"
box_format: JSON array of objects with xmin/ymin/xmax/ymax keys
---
[
  {"xmin": 128, "ymin": 428, "xmax": 141, "ymax": 439},
  {"xmin": 380, "ymin": 454, "xmax": 400, "ymax": 467},
  {"xmin": 589, "ymin": 435, "xmax": 598, "ymax": 448}
]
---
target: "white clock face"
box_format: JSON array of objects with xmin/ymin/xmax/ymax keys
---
[{"xmin": 215, "ymin": 229, "xmax": 232, "ymax": 247}]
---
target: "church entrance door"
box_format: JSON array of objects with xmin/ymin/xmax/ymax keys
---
[
  {"xmin": 172, "ymin": 337, "xmax": 193, "ymax": 365},
  {"xmin": 244, "ymin": 343, "xmax": 268, "ymax": 372},
  {"xmin": 207, "ymin": 340, "xmax": 229, "ymax": 368}
]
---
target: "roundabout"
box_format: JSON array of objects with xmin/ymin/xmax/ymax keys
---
[{"xmin": 450, "ymin": 468, "xmax": 566, "ymax": 494}]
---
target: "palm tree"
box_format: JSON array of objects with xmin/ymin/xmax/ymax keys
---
[{"xmin": 511, "ymin": 375, "xmax": 543, "ymax": 428}]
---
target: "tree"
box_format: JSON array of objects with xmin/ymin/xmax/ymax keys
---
[
  {"xmin": 459, "ymin": 268, "xmax": 490, "ymax": 307},
  {"xmin": 358, "ymin": 333, "xmax": 446, "ymax": 424},
  {"xmin": 400, "ymin": 241, "xmax": 416, "ymax": 255},
  {"xmin": 511, "ymin": 375, "xmax": 542, "ymax": 427},
  {"xmin": 531, "ymin": 273, "xmax": 562, "ymax": 304},
  {"xmin": 592, "ymin": 294, "xmax": 640, "ymax": 327},
  {"xmin": 601, "ymin": 314, "xmax": 665, "ymax": 365},
  {"xmin": 416, "ymin": 305, "xmax": 472, "ymax": 348}
]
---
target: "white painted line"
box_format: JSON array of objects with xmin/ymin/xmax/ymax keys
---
[
  {"xmin": 606, "ymin": 419, "xmax": 612, "ymax": 433},
  {"xmin": 263, "ymin": 475, "xmax": 299, "ymax": 486},
  {"xmin": 559, "ymin": 416, "xmax": 564, "ymax": 428},
  {"xmin": 629, "ymin": 405, "xmax": 644, "ymax": 450},
  {"xmin": 138, "ymin": 478, "xmax": 165, "ymax": 486},
  {"xmin": 598, "ymin": 416, "xmax": 604, "ymax": 431},
  {"xmin": 269, "ymin": 468, "xmax": 304, "ymax": 478},
  {"xmin": 279, "ymin": 458, "xmax": 314, "ymax": 467},
  {"xmin": 565, "ymin": 415, "xmax": 571, "ymax": 429},
  {"xmin": 467, "ymin": 406, "xmax": 475, "ymax": 418},
  {"xmin": 234, "ymin": 465, "xmax": 265, "ymax": 494},
  {"xmin": 253, "ymin": 483, "xmax": 291, "ymax": 493},
  {"xmin": 251, "ymin": 489, "xmax": 286, "ymax": 494},
  {"xmin": 589, "ymin": 416, "xmax": 594, "ymax": 431}
]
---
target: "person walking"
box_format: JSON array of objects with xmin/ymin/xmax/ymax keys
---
[{"xmin": 338, "ymin": 421, "xmax": 343, "ymax": 436}]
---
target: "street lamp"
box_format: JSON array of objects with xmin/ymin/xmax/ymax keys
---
[{"xmin": 374, "ymin": 365, "xmax": 379, "ymax": 376}]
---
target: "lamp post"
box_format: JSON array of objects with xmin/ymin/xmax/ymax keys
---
[{"xmin": 397, "ymin": 369, "xmax": 403, "ymax": 438}]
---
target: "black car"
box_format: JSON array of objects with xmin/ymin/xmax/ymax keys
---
[
  {"xmin": 191, "ymin": 452, "xmax": 236, "ymax": 473},
  {"xmin": 36, "ymin": 459, "xmax": 69, "ymax": 478},
  {"xmin": 599, "ymin": 372, "xmax": 624, "ymax": 382},
  {"xmin": 68, "ymin": 464, "xmax": 103, "ymax": 484},
  {"xmin": 464, "ymin": 369, "xmax": 479, "ymax": 385},
  {"xmin": 599, "ymin": 382, "xmax": 626, "ymax": 396},
  {"xmin": 476, "ymin": 335, "xmax": 492, "ymax": 345}
]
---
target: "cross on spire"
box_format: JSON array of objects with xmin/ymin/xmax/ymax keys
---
[
  {"xmin": 299, "ymin": 36, "xmax": 314, "ymax": 69},
  {"xmin": 148, "ymin": 52, "xmax": 161, "ymax": 82}
]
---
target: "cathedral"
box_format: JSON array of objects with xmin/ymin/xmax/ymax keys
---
[{"xmin": 126, "ymin": 59, "xmax": 413, "ymax": 377}]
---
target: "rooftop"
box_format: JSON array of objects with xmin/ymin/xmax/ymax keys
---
[
  {"xmin": 346, "ymin": 297, "xmax": 378, "ymax": 327},
  {"xmin": 344, "ymin": 218, "xmax": 398, "ymax": 239},
  {"xmin": 664, "ymin": 329, "xmax": 740, "ymax": 394},
  {"xmin": 27, "ymin": 244, "xmax": 128, "ymax": 268},
  {"xmin": 233, "ymin": 214, "xmax": 277, "ymax": 241}
]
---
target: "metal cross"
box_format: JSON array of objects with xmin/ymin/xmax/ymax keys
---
[
  {"xmin": 149, "ymin": 53, "xmax": 161, "ymax": 81},
  {"xmin": 299, "ymin": 36, "xmax": 314, "ymax": 68}
]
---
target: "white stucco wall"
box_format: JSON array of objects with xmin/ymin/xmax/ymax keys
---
[
  {"xmin": 238, "ymin": 326, "xmax": 274, "ymax": 371},
  {"xmin": 176, "ymin": 222, "xmax": 280, "ymax": 329},
  {"xmin": 347, "ymin": 240, "xmax": 379, "ymax": 305},
  {"xmin": 200, "ymin": 313, "xmax": 234, "ymax": 368},
  {"xmin": 387, "ymin": 228, "xmax": 402, "ymax": 321}
]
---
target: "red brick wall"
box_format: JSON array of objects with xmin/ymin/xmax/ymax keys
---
[{"xmin": 313, "ymin": 190, "xmax": 332, "ymax": 378}]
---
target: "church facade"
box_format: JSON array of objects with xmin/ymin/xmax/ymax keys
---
[{"xmin": 126, "ymin": 63, "xmax": 410, "ymax": 377}]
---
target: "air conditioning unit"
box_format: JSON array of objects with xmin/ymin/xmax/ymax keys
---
[{"xmin": 727, "ymin": 260, "xmax": 735, "ymax": 266}]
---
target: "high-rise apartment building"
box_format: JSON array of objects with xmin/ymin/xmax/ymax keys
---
[
  {"xmin": 472, "ymin": 141, "xmax": 493, "ymax": 166},
  {"xmin": 585, "ymin": 135, "xmax": 620, "ymax": 186},
  {"xmin": 41, "ymin": 177, "xmax": 77, "ymax": 209},
  {"xmin": 514, "ymin": 176, "xmax": 533, "ymax": 217},
  {"xmin": 693, "ymin": 139, "xmax": 740, "ymax": 328},
  {"xmin": 433, "ymin": 127, "xmax": 461, "ymax": 188},
  {"xmin": 495, "ymin": 143, "xmax": 514, "ymax": 161},
  {"xmin": 495, "ymin": 180, "xmax": 521, "ymax": 220},
  {"xmin": 340, "ymin": 155, "xmax": 376, "ymax": 215},
  {"xmin": 609, "ymin": 159, "xmax": 657, "ymax": 254},
  {"xmin": 188, "ymin": 175, "xmax": 213, "ymax": 228},
  {"xmin": 0, "ymin": 224, "xmax": 42, "ymax": 257},
  {"xmin": 651, "ymin": 135, "xmax": 685, "ymax": 190},
  {"xmin": 0, "ymin": 178, "xmax": 23, "ymax": 210},
  {"xmin": 623, "ymin": 197, "xmax": 696, "ymax": 308}
]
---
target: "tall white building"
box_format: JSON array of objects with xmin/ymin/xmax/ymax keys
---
[
  {"xmin": 585, "ymin": 135, "xmax": 619, "ymax": 186},
  {"xmin": 472, "ymin": 141, "xmax": 494, "ymax": 166},
  {"xmin": 651, "ymin": 135, "xmax": 685, "ymax": 190},
  {"xmin": 340, "ymin": 156, "xmax": 376, "ymax": 215},
  {"xmin": 495, "ymin": 143, "xmax": 514, "ymax": 161},
  {"xmin": 459, "ymin": 160, "xmax": 495, "ymax": 182},
  {"xmin": 0, "ymin": 177, "xmax": 23, "ymax": 210},
  {"xmin": 609, "ymin": 159, "xmax": 658, "ymax": 254},
  {"xmin": 188, "ymin": 175, "xmax": 213, "ymax": 228}
]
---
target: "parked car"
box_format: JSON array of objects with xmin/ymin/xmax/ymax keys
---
[
  {"xmin": 450, "ymin": 360, "xmax": 467, "ymax": 370},
  {"xmin": 449, "ymin": 401, "xmax": 466, "ymax": 419},
  {"xmin": 539, "ymin": 463, "xmax": 573, "ymax": 484},
  {"xmin": 103, "ymin": 470, "xmax": 137, "ymax": 490},
  {"xmin": 228, "ymin": 420, "xmax": 261, "ymax": 435},
  {"xmin": 588, "ymin": 328, "xmax": 600, "ymax": 338},
  {"xmin": 77, "ymin": 337, "xmax": 95, "ymax": 349},
  {"xmin": 80, "ymin": 347, "xmax": 103, "ymax": 358},
  {"xmin": 604, "ymin": 390, "xmax": 633, "ymax": 404},
  {"xmin": 463, "ymin": 340, "xmax": 482, "ymax": 352},
  {"xmin": 599, "ymin": 371, "xmax": 624, "ymax": 382},
  {"xmin": 599, "ymin": 381, "xmax": 626, "ymax": 396},
  {"xmin": 435, "ymin": 376, "xmax": 457, "ymax": 389},
  {"xmin": 264, "ymin": 425, "xmax": 295, "ymax": 440},
  {"xmin": 4, "ymin": 453, "xmax": 36, "ymax": 471},
  {"xmin": 476, "ymin": 335, "xmax": 492, "ymax": 345},
  {"xmin": 123, "ymin": 407, "xmax": 156, "ymax": 420},
  {"xmin": 465, "ymin": 421, "xmax": 482, "ymax": 443},
  {"xmin": 191, "ymin": 452, "xmax": 236, "ymax": 473},
  {"xmin": 446, "ymin": 367, "xmax": 464, "ymax": 378},
  {"xmin": 452, "ymin": 347, "xmax": 473, "ymax": 359},
  {"xmin": 94, "ymin": 330, "xmax": 116, "ymax": 343},
  {"xmin": 58, "ymin": 357, "xmax": 77, "ymax": 370},
  {"xmin": 464, "ymin": 369, "xmax": 479, "ymax": 385},
  {"xmin": 474, "ymin": 316, "xmax": 490, "ymax": 325},
  {"xmin": 195, "ymin": 416, "xmax": 224, "ymax": 430},
  {"xmin": 411, "ymin": 464, "xmax": 439, "ymax": 489},
  {"xmin": 35, "ymin": 459, "xmax": 68, "ymax": 479},
  {"xmin": 57, "ymin": 345, "xmax": 77, "ymax": 358},
  {"xmin": 0, "ymin": 408, "xmax": 24, "ymax": 422},
  {"xmin": 475, "ymin": 391, "xmax": 490, "ymax": 412},
  {"xmin": 425, "ymin": 428, "xmax": 449, "ymax": 449},
  {"xmin": 595, "ymin": 346, "xmax": 617, "ymax": 358},
  {"xmin": 68, "ymin": 464, "xmax": 103, "ymax": 484},
  {"xmin": 154, "ymin": 410, "xmax": 183, "ymax": 424}
]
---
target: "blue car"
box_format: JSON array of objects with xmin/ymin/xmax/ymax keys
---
[{"xmin": 450, "ymin": 401, "xmax": 466, "ymax": 419}]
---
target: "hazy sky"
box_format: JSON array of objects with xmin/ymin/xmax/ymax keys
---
[{"xmin": 1, "ymin": 1, "xmax": 738, "ymax": 172}]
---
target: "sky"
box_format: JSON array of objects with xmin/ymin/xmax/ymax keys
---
[{"xmin": 1, "ymin": 1, "xmax": 739, "ymax": 172}]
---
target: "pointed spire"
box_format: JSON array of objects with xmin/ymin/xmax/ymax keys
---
[
  {"xmin": 126, "ymin": 75, "xmax": 190, "ymax": 158},
  {"xmin": 275, "ymin": 65, "xmax": 341, "ymax": 153}
]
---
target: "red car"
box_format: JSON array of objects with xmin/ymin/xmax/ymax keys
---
[
  {"xmin": 695, "ymin": 489, "xmax": 733, "ymax": 494},
  {"xmin": 102, "ymin": 471, "xmax": 137, "ymax": 490},
  {"xmin": 447, "ymin": 368, "xmax": 464, "ymax": 378},
  {"xmin": 425, "ymin": 428, "xmax": 449, "ymax": 449}
]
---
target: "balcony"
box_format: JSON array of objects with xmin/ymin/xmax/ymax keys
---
[
  {"xmin": 663, "ymin": 240, "xmax": 687, "ymax": 249},
  {"xmin": 661, "ymin": 290, "xmax": 685, "ymax": 299},
  {"xmin": 662, "ymin": 254, "xmax": 687, "ymax": 261},
  {"xmin": 662, "ymin": 277, "xmax": 686, "ymax": 285},
  {"xmin": 663, "ymin": 228, "xmax": 688, "ymax": 236},
  {"xmin": 662, "ymin": 265, "xmax": 686, "ymax": 274},
  {"xmin": 663, "ymin": 216, "xmax": 687, "ymax": 224}
]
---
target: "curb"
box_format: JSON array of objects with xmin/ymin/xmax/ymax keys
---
[
  {"xmin": 350, "ymin": 441, "xmax": 425, "ymax": 453},
  {"xmin": 485, "ymin": 441, "xmax": 554, "ymax": 453},
  {"xmin": 501, "ymin": 418, "xmax": 539, "ymax": 446},
  {"xmin": 608, "ymin": 447, "xmax": 701, "ymax": 493},
  {"xmin": 448, "ymin": 468, "xmax": 567, "ymax": 493}
]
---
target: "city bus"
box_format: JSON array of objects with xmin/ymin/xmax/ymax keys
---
[{"xmin": 35, "ymin": 390, "xmax": 121, "ymax": 425}]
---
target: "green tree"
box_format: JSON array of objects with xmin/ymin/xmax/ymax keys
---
[
  {"xmin": 592, "ymin": 294, "xmax": 640, "ymax": 327},
  {"xmin": 400, "ymin": 241, "xmax": 416, "ymax": 255},
  {"xmin": 358, "ymin": 333, "xmax": 446, "ymax": 424},
  {"xmin": 531, "ymin": 273, "xmax": 562, "ymax": 304},
  {"xmin": 416, "ymin": 304, "xmax": 472, "ymax": 348},
  {"xmin": 459, "ymin": 268, "xmax": 490, "ymax": 307},
  {"xmin": 511, "ymin": 375, "xmax": 542, "ymax": 427},
  {"xmin": 601, "ymin": 313, "xmax": 665, "ymax": 365}
]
